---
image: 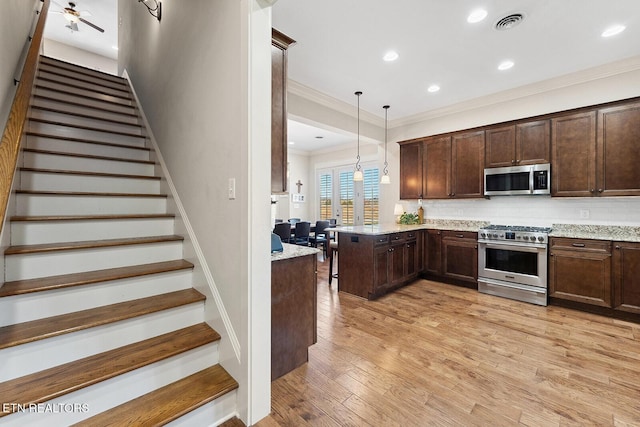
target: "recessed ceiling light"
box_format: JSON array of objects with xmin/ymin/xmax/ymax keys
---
[
  {"xmin": 498, "ymin": 60, "xmax": 514, "ymax": 71},
  {"xmin": 427, "ymin": 84, "xmax": 440, "ymax": 93},
  {"xmin": 467, "ymin": 9, "xmax": 488, "ymax": 23},
  {"xmin": 383, "ymin": 51, "xmax": 399, "ymax": 62},
  {"xmin": 601, "ymin": 24, "xmax": 626, "ymax": 38}
]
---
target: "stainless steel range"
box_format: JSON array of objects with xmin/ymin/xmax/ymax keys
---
[{"xmin": 477, "ymin": 225, "xmax": 552, "ymax": 306}]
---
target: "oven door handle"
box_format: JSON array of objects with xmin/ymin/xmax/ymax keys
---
[{"xmin": 479, "ymin": 241, "xmax": 547, "ymax": 251}]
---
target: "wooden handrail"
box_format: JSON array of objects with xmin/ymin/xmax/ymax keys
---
[{"xmin": 0, "ymin": 0, "xmax": 49, "ymax": 234}]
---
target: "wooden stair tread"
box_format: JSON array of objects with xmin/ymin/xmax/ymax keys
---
[
  {"xmin": 31, "ymin": 105, "xmax": 142, "ymax": 128},
  {"xmin": 40, "ymin": 56, "xmax": 126, "ymax": 84},
  {"xmin": 5, "ymin": 234, "xmax": 184, "ymax": 255},
  {"xmin": 26, "ymin": 131, "xmax": 151, "ymax": 151},
  {"xmin": 34, "ymin": 83, "xmax": 135, "ymax": 110},
  {"xmin": 20, "ymin": 167, "xmax": 161, "ymax": 180},
  {"xmin": 0, "ymin": 288, "xmax": 205, "ymax": 350},
  {"xmin": 38, "ymin": 67, "xmax": 129, "ymax": 92},
  {"xmin": 10, "ymin": 213, "xmax": 174, "ymax": 221},
  {"xmin": 23, "ymin": 147, "xmax": 155, "ymax": 165},
  {"xmin": 0, "ymin": 323, "xmax": 219, "ymax": 417},
  {"xmin": 15, "ymin": 190, "xmax": 167, "ymax": 198},
  {"xmin": 72, "ymin": 365, "xmax": 238, "ymax": 426},
  {"xmin": 36, "ymin": 75, "xmax": 132, "ymax": 101},
  {"xmin": 34, "ymin": 93, "xmax": 138, "ymax": 118},
  {"xmin": 0, "ymin": 260, "xmax": 193, "ymax": 297},
  {"xmin": 29, "ymin": 117, "xmax": 145, "ymax": 139}
]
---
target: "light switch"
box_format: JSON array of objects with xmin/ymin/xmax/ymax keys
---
[{"xmin": 228, "ymin": 178, "xmax": 236, "ymax": 200}]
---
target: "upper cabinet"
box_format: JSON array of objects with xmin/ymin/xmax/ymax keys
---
[
  {"xmin": 485, "ymin": 120, "xmax": 550, "ymax": 168},
  {"xmin": 399, "ymin": 131, "xmax": 484, "ymax": 200},
  {"xmin": 551, "ymin": 101, "xmax": 640, "ymax": 197},
  {"xmin": 271, "ymin": 29, "xmax": 296, "ymax": 194}
]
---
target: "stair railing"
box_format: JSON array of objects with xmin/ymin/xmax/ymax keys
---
[{"xmin": 0, "ymin": 0, "xmax": 49, "ymax": 232}]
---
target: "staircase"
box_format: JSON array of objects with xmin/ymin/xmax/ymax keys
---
[{"xmin": 0, "ymin": 56, "xmax": 239, "ymax": 426}]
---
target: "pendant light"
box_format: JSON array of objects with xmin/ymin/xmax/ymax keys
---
[
  {"xmin": 353, "ymin": 91, "xmax": 363, "ymax": 182},
  {"xmin": 380, "ymin": 105, "xmax": 391, "ymax": 184}
]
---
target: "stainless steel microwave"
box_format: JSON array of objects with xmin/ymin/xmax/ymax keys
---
[{"xmin": 484, "ymin": 163, "xmax": 551, "ymax": 196}]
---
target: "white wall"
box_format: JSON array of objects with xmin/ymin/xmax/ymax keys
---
[
  {"xmin": 0, "ymin": 0, "xmax": 40, "ymax": 129},
  {"xmin": 296, "ymin": 62, "xmax": 640, "ymax": 227},
  {"xmin": 285, "ymin": 150, "xmax": 311, "ymax": 220},
  {"xmin": 42, "ymin": 38, "xmax": 118, "ymax": 75},
  {"xmin": 117, "ymin": 0, "xmax": 272, "ymax": 423}
]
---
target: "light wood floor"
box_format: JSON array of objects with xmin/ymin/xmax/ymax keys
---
[{"xmin": 256, "ymin": 256, "xmax": 640, "ymax": 426}]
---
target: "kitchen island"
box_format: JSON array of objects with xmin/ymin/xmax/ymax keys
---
[
  {"xmin": 271, "ymin": 243, "xmax": 320, "ymax": 380},
  {"xmin": 335, "ymin": 220, "xmax": 487, "ymax": 300}
]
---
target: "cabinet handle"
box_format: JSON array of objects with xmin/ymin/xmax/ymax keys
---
[
  {"xmin": 516, "ymin": 159, "xmax": 520, "ymax": 164},
  {"xmin": 511, "ymin": 160, "xmax": 516, "ymax": 164},
  {"xmin": 456, "ymin": 234, "xmax": 464, "ymax": 238},
  {"xmin": 437, "ymin": 231, "xmax": 441, "ymax": 235},
  {"xmin": 615, "ymin": 245, "xmax": 621, "ymax": 250},
  {"xmin": 598, "ymin": 188, "xmax": 603, "ymax": 193},
  {"xmin": 590, "ymin": 188, "xmax": 595, "ymax": 193},
  {"xmin": 571, "ymin": 243, "xmax": 586, "ymax": 247}
]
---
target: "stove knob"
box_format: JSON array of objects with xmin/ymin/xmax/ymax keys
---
[
  {"xmin": 537, "ymin": 236, "xmax": 544, "ymax": 242},
  {"xmin": 531, "ymin": 236, "xmax": 537, "ymax": 241},
  {"xmin": 492, "ymin": 233, "xmax": 498, "ymax": 238},
  {"xmin": 480, "ymin": 233, "xmax": 486, "ymax": 238}
]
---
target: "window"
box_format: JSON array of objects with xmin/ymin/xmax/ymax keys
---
[
  {"xmin": 363, "ymin": 168, "xmax": 379, "ymax": 225},
  {"xmin": 319, "ymin": 173, "xmax": 332, "ymax": 220},
  {"xmin": 339, "ymin": 170, "xmax": 354, "ymax": 225}
]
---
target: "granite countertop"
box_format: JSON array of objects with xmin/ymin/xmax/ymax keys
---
[
  {"xmin": 271, "ymin": 243, "xmax": 321, "ymax": 261},
  {"xmin": 330, "ymin": 219, "xmax": 489, "ymax": 235},
  {"xmin": 550, "ymin": 224, "xmax": 640, "ymax": 242}
]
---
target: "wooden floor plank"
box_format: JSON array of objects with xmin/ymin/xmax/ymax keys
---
[{"xmin": 256, "ymin": 257, "xmax": 640, "ymax": 426}]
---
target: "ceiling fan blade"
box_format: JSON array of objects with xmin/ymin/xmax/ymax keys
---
[{"xmin": 79, "ymin": 17, "xmax": 104, "ymax": 33}]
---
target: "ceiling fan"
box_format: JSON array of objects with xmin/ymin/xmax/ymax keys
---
[{"xmin": 50, "ymin": 1, "xmax": 104, "ymax": 33}]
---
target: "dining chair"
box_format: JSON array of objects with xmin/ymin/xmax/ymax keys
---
[
  {"xmin": 309, "ymin": 220, "xmax": 330, "ymax": 256},
  {"xmin": 273, "ymin": 222, "xmax": 292, "ymax": 244},
  {"xmin": 329, "ymin": 240, "xmax": 338, "ymax": 285},
  {"xmin": 292, "ymin": 221, "xmax": 311, "ymax": 246}
]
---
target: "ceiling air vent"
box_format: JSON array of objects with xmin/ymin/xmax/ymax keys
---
[{"xmin": 495, "ymin": 13, "xmax": 524, "ymax": 30}]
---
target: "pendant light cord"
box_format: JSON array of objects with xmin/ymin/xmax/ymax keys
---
[
  {"xmin": 355, "ymin": 91, "xmax": 362, "ymax": 173},
  {"xmin": 383, "ymin": 105, "xmax": 389, "ymax": 176}
]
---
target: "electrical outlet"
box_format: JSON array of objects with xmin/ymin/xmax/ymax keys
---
[
  {"xmin": 579, "ymin": 209, "xmax": 590, "ymax": 219},
  {"xmin": 228, "ymin": 178, "xmax": 236, "ymax": 200}
]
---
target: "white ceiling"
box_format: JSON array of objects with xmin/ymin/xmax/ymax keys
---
[
  {"xmin": 273, "ymin": 0, "xmax": 640, "ymax": 151},
  {"xmin": 44, "ymin": 0, "xmax": 118, "ymax": 60},
  {"xmin": 42, "ymin": 1, "xmax": 640, "ymax": 153}
]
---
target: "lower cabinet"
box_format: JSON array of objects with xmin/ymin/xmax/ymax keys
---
[
  {"xmin": 613, "ymin": 241, "xmax": 640, "ymax": 314},
  {"xmin": 423, "ymin": 229, "xmax": 478, "ymax": 286},
  {"xmin": 549, "ymin": 237, "xmax": 612, "ymax": 307},
  {"xmin": 340, "ymin": 231, "xmax": 422, "ymax": 300}
]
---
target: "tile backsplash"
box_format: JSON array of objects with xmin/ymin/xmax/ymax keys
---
[{"xmin": 400, "ymin": 196, "xmax": 640, "ymax": 227}]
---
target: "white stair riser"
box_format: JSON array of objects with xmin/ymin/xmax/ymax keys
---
[
  {"xmin": 11, "ymin": 217, "xmax": 175, "ymax": 245},
  {"xmin": 0, "ymin": 343, "xmax": 217, "ymax": 427},
  {"xmin": 38, "ymin": 66, "xmax": 129, "ymax": 92},
  {"xmin": 166, "ymin": 392, "xmax": 237, "ymax": 427},
  {"xmin": 16, "ymin": 194, "xmax": 167, "ymax": 216},
  {"xmin": 0, "ymin": 301, "xmax": 203, "ymax": 381},
  {"xmin": 20, "ymin": 171, "xmax": 161, "ymax": 194},
  {"xmin": 6, "ymin": 241, "xmax": 183, "ymax": 281},
  {"xmin": 0, "ymin": 270, "xmax": 193, "ymax": 326},
  {"xmin": 34, "ymin": 87, "xmax": 135, "ymax": 114},
  {"xmin": 26, "ymin": 136, "xmax": 150, "ymax": 161},
  {"xmin": 30, "ymin": 109, "xmax": 145, "ymax": 136},
  {"xmin": 29, "ymin": 121, "xmax": 146, "ymax": 147},
  {"xmin": 38, "ymin": 71, "xmax": 131, "ymax": 98},
  {"xmin": 35, "ymin": 80, "xmax": 133, "ymax": 107},
  {"xmin": 32, "ymin": 98, "xmax": 140, "ymax": 125},
  {"xmin": 23, "ymin": 151, "xmax": 155, "ymax": 176}
]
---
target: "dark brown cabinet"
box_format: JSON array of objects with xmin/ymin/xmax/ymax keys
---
[
  {"xmin": 549, "ymin": 237, "xmax": 612, "ymax": 307},
  {"xmin": 271, "ymin": 29, "xmax": 295, "ymax": 194},
  {"xmin": 399, "ymin": 142, "xmax": 423, "ymax": 199},
  {"xmin": 551, "ymin": 111, "xmax": 597, "ymax": 197},
  {"xmin": 422, "ymin": 229, "xmax": 477, "ymax": 286},
  {"xmin": 613, "ymin": 241, "xmax": 640, "ymax": 314},
  {"xmin": 271, "ymin": 253, "xmax": 316, "ymax": 380},
  {"xmin": 485, "ymin": 120, "xmax": 550, "ymax": 168},
  {"xmin": 423, "ymin": 136, "xmax": 451, "ymax": 199},
  {"xmin": 597, "ymin": 102, "xmax": 640, "ymax": 197},
  {"xmin": 441, "ymin": 231, "xmax": 478, "ymax": 283},
  {"xmin": 340, "ymin": 231, "xmax": 422, "ymax": 300},
  {"xmin": 451, "ymin": 131, "xmax": 485, "ymax": 198}
]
